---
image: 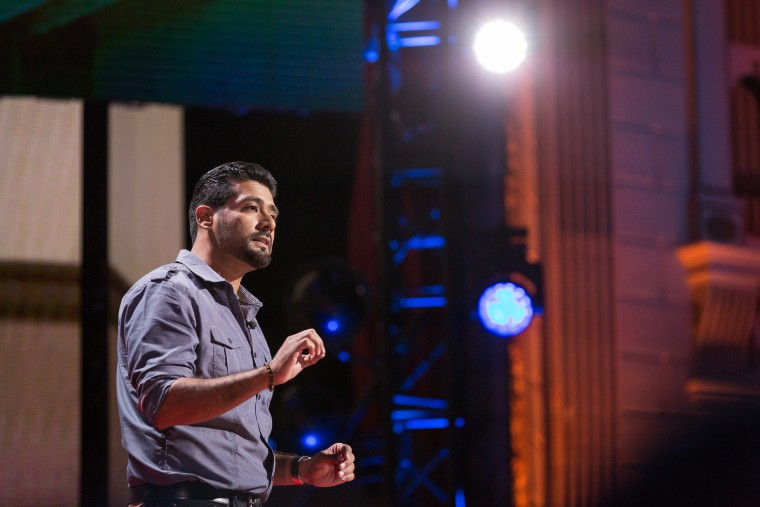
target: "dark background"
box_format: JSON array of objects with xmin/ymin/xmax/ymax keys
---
[{"xmin": 185, "ymin": 107, "xmax": 373, "ymax": 505}]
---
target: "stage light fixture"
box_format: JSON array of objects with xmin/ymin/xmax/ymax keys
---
[
  {"xmin": 473, "ymin": 20, "xmax": 527, "ymax": 74},
  {"xmin": 477, "ymin": 280, "xmax": 534, "ymax": 337},
  {"xmin": 274, "ymin": 384, "xmax": 345, "ymax": 454},
  {"xmin": 301, "ymin": 432, "xmax": 321, "ymax": 450},
  {"xmin": 287, "ymin": 259, "xmax": 367, "ymax": 349},
  {"xmin": 294, "ymin": 417, "xmax": 341, "ymax": 453}
]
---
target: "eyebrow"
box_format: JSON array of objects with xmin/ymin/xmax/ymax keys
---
[{"xmin": 241, "ymin": 196, "xmax": 279, "ymax": 217}]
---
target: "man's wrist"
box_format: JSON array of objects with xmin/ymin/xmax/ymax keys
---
[
  {"xmin": 290, "ymin": 455, "xmax": 310, "ymax": 485},
  {"xmin": 263, "ymin": 362, "xmax": 274, "ymax": 391}
]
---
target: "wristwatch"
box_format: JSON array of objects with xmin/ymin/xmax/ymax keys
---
[{"xmin": 290, "ymin": 455, "xmax": 310, "ymax": 485}]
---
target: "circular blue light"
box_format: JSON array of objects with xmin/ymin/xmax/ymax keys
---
[
  {"xmin": 302, "ymin": 433, "xmax": 320, "ymax": 450},
  {"xmin": 363, "ymin": 48, "xmax": 380, "ymax": 63},
  {"xmin": 325, "ymin": 319, "xmax": 340, "ymax": 333},
  {"xmin": 337, "ymin": 351, "xmax": 350, "ymax": 363},
  {"xmin": 478, "ymin": 282, "xmax": 534, "ymax": 337}
]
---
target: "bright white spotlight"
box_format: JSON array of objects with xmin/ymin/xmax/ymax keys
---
[{"xmin": 473, "ymin": 20, "xmax": 527, "ymax": 74}]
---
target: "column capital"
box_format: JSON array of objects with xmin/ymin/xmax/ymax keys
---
[
  {"xmin": 677, "ymin": 241, "xmax": 760, "ymax": 408},
  {"xmin": 677, "ymin": 241, "xmax": 760, "ymax": 290}
]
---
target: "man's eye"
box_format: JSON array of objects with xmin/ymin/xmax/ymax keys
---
[{"xmin": 247, "ymin": 205, "xmax": 258, "ymax": 212}]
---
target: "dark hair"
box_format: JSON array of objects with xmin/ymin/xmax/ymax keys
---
[{"xmin": 188, "ymin": 161, "xmax": 278, "ymax": 243}]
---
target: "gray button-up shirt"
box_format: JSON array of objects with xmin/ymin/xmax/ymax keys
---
[{"xmin": 116, "ymin": 250, "xmax": 275, "ymax": 500}]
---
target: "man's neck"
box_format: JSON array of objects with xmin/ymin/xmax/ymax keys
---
[{"xmin": 191, "ymin": 242, "xmax": 246, "ymax": 293}]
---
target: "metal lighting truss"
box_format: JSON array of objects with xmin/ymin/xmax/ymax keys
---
[{"xmin": 377, "ymin": 0, "xmax": 466, "ymax": 505}]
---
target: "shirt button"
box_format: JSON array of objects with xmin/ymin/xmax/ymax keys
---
[{"xmin": 254, "ymin": 353, "xmax": 258, "ymax": 358}]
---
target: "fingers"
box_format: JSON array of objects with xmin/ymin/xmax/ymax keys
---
[
  {"xmin": 269, "ymin": 329, "xmax": 326, "ymax": 385},
  {"xmin": 284, "ymin": 328, "xmax": 326, "ymax": 362},
  {"xmin": 334, "ymin": 443, "xmax": 353, "ymax": 460},
  {"xmin": 324, "ymin": 443, "xmax": 354, "ymax": 466},
  {"xmin": 293, "ymin": 328, "xmax": 326, "ymax": 359},
  {"xmin": 334, "ymin": 443, "xmax": 355, "ymax": 482},
  {"xmin": 314, "ymin": 443, "xmax": 355, "ymax": 483}
]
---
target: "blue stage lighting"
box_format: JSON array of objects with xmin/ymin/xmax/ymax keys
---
[
  {"xmin": 301, "ymin": 432, "xmax": 321, "ymax": 450},
  {"xmin": 275, "ymin": 385, "xmax": 342, "ymax": 454},
  {"xmin": 325, "ymin": 318, "xmax": 340, "ymax": 333},
  {"xmin": 287, "ymin": 259, "xmax": 367, "ymax": 349},
  {"xmin": 456, "ymin": 487, "xmax": 466, "ymax": 507},
  {"xmin": 478, "ymin": 281, "xmax": 534, "ymax": 337}
]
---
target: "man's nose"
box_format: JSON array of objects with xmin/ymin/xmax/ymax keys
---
[{"xmin": 259, "ymin": 213, "xmax": 276, "ymax": 230}]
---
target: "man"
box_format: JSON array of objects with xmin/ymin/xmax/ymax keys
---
[{"xmin": 117, "ymin": 161, "xmax": 355, "ymax": 507}]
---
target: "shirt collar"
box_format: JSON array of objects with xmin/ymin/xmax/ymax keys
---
[
  {"xmin": 176, "ymin": 249, "xmax": 263, "ymax": 313},
  {"xmin": 176, "ymin": 249, "xmax": 225, "ymax": 283},
  {"xmin": 236, "ymin": 284, "xmax": 263, "ymax": 314}
]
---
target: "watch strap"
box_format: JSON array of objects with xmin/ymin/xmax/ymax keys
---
[{"xmin": 290, "ymin": 455, "xmax": 309, "ymax": 485}]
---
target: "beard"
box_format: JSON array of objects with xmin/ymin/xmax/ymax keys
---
[
  {"xmin": 217, "ymin": 222, "xmax": 272, "ymax": 270},
  {"xmin": 238, "ymin": 241, "xmax": 272, "ymax": 270}
]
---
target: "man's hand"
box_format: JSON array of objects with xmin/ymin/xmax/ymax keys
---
[
  {"xmin": 300, "ymin": 443, "xmax": 356, "ymax": 487},
  {"xmin": 268, "ymin": 329, "xmax": 326, "ymax": 386}
]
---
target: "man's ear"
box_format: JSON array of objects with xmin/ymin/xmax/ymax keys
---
[{"xmin": 195, "ymin": 205, "xmax": 215, "ymax": 232}]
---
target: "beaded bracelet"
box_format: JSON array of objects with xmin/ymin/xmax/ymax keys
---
[{"xmin": 263, "ymin": 362, "xmax": 274, "ymax": 391}]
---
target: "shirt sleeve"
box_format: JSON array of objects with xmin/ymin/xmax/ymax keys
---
[{"xmin": 120, "ymin": 280, "xmax": 198, "ymax": 426}]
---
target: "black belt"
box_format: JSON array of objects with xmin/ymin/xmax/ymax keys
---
[{"xmin": 130, "ymin": 482, "xmax": 263, "ymax": 507}]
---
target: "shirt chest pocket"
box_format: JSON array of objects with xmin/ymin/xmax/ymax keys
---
[{"xmin": 209, "ymin": 328, "xmax": 250, "ymax": 377}]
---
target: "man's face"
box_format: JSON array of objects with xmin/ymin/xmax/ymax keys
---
[{"xmin": 214, "ymin": 180, "xmax": 278, "ymax": 270}]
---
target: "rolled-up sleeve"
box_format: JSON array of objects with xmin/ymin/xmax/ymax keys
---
[{"xmin": 121, "ymin": 281, "xmax": 198, "ymax": 426}]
